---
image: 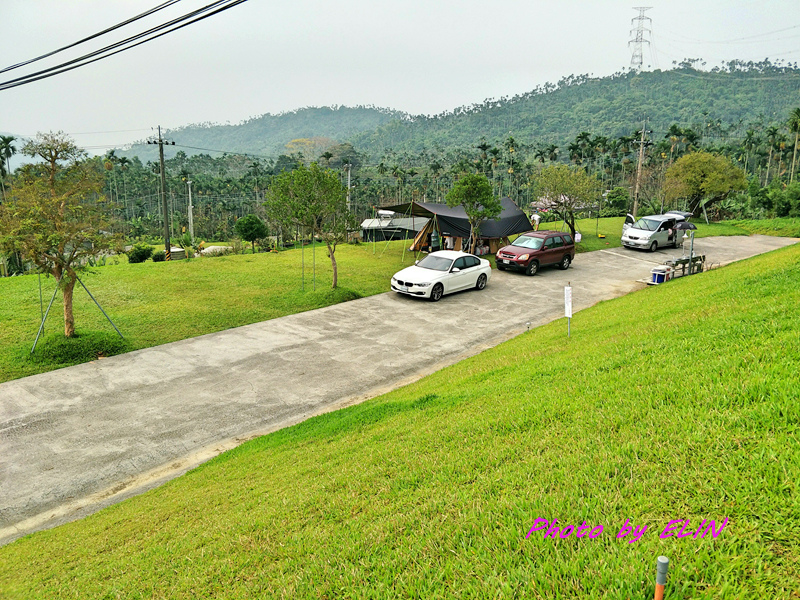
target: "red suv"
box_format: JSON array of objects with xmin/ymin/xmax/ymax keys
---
[{"xmin": 496, "ymin": 230, "xmax": 575, "ymax": 275}]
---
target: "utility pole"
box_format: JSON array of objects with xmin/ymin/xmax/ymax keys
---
[
  {"xmin": 633, "ymin": 120, "xmax": 648, "ymax": 219},
  {"xmin": 147, "ymin": 126, "xmax": 176, "ymax": 260},
  {"xmin": 629, "ymin": 7, "xmax": 653, "ymax": 71},
  {"xmin": 187, "ymin": 180, "xmax": 194, "ymax": 243},
  {"xmin": 344, "ymin": 162, "xmax": 352, "ymax": 212}
]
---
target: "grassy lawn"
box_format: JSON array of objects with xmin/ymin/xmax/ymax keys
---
[
  {"xmin": 1, "ymin": 243, "xmax": 798, "ymax": 598},
  {"xmin": 0, "ymin": 241, "xmax": 418, "ymax": 383},
  {"xmin": 2, "ymin": 218, "xmax": 797, "ymax": 384}
]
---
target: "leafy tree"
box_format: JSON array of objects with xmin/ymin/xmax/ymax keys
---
[
  {"xmin": 664, "ymin": 151, "xmax": 747, "ymax": 216},
  {"xmin": 604, "ymin": 186, "xmax": 630, "ymax": 216},
  {"xmin": 0, "ymin": 132, "xmax": 121, "ymax": 337},
  {"xmin": 235, "ymin": 213, "xmax": 268, "ymax": 253},
  {"xmin": 532, "ymin": 164, "xmax": 602, "ymax": 239},
  {"xmin": 264, "ymin": 163, "xmax": 354, "ymax": 288},
  {"xmin": 445, "ymin": 173, "xmax": 502, "ymax": 254}
]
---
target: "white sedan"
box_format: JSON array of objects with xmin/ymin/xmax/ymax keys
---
[{"xmin": 391, "ymin": 250, "xmax": 491, "ymax": 302}]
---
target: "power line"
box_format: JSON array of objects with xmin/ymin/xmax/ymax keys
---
[
  {"xmin": 0, "ymin": 1, "xmax": 181, "ymax": 75},
  {"xmin": 0, "ymin": 0, "xmax": 249, "ymax": 91},
  {"xmin": 658, "ymin": 24, "xmax": 800, "ymax": 45}
]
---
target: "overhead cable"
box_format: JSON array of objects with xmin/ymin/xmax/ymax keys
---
[
  {"xmin": 0, "ymin": 0, "xmax": 249, "ymax": 91},
  {"xmin": 0, "ymin": 1, "xmax": 182, "ymax": 75}
]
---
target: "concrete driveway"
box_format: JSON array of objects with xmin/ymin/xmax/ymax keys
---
[{"xmin": 0, "ymin": 234, "xmax": 795, "ymax": 545}]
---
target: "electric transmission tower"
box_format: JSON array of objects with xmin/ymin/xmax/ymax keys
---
[{"xmin": 629, "ymin": 7, "xmax": 652, "ymax": 71}]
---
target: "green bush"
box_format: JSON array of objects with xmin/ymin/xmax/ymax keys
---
[
  {"xmin": 152, "ymin": 250, "xmax": 166, "ymax": 262},
  {"xmin": 127, "ymin": 243, "xmax": 153, "ymax": 264}
]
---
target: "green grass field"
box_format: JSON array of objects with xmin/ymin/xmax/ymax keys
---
[
  {"xmin": 2, "ymin": 217, "xmax": 799, "ymax": 384},
  {"xmin": 1, "ymin": 241, "xmax": 798, "ymax": 598},
  {"xmin": 0, "ymin": 241, "xmax": 418, "ymax": 383}
]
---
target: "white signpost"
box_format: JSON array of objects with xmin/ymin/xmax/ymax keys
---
[{"xmin": 565, "ymin": 283, "xmax": 573, "ymax": 337}]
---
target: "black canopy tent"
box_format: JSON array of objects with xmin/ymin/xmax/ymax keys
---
[{"xmin": 382, "ymin": 197, "xmax": 533, "ymax": 252}]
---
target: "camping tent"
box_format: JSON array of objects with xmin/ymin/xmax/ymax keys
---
[
  {"xmin": 382, "ymin": 197, "xmax": 533, "ymax": 253},
  {"xmin": 360, "ymin": 210, "xmax": 429, "ymax": 242}
]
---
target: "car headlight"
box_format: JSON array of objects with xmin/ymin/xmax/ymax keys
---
[
  {"xmin": 518, "ymin": 254, "xmax": 529, "ymax": 261},
  {"xmin": 416, "ymin": 282, "xmax": 432, "ymax": 288}
]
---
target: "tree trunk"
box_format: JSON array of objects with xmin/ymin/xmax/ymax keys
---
[
  {"xmin": 327, "ymin": 241, "xmax": 338, "ymax": 289},
  {"xmin": 63, "ymin": 276, "xmax": 77, "ymax": 337}
]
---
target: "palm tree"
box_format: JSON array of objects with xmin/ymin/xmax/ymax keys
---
[
  {"xmin": 788, "ymin": 108, "xmax": 800, "ymax": 184},
  {"xmin": 104, "ymin": 150, "xmax": 120, "ymax": 205},
  {"xmin": 774, "ymin": 133, "xmax": 788, "ymax": 180},
  {"xmin": 428, "ymin": 160, "xmax": 443, "ymax": 201},
  {"xmin": 488, "ymin": 147, "xmax": 501, "ymax": 197},
  {"xmin": 0, "ymin": 135, "xmax": 16, "ymax": 175},
  {"xmin": 391, "ymin": 165, "xmax": 404, "ymax": 202},
  {"xmin": 568, "ymin": 142, "xmax": 582, "ymax": 165},
  {"xmin": 117, "ymin": 156, "xmax": 131, "ymax": 218},
  {"xmin": 742, "ymin": 129, "xmax": 759, "ymax": 175},
  {"xmin": 0, "ymin": 135, "xmax": 17, "ymax": 202},
  {"xmin": 665, "ymin": 124, "xmax": 682, "ymax": 163},
  {"xmin": 764, "ymin": 125, "xmax": 779, "ymax": 185}
]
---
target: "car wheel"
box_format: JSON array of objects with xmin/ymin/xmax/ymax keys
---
[
  {"xmin": 649, "ymin": 241, "xmax": 658, "ymax": 252},
  {"xmin": 558, "ymin": 254, "xmax": 571, "ymax": 270},
  {"xmin": 496, "ymin": 263, "xmax": 506, "ymax": 271},
  {"xmin": 475, "ymin": 273, "xmax": 487, "ymax": 290},
  {"xmin": 525, "ymin": 261, "xmax": 539, "ymax": 276},
  {"xmin": 430, "ymin": 283, "xmax": 444, "ymax": 302}
]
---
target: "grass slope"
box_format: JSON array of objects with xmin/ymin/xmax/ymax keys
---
[{"xmin": 1, "ymin": 243, "xmax": 798, "ymax": 598}]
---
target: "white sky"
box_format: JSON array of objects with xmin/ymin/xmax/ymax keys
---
[{"xmin": 1, "ymin": 0, "xmax": 798, "ymax": 155}]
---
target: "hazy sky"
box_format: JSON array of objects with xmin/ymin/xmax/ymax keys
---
[{"xmin": 1, "ymin": 0, "xmax": 798, "ymax": 155}]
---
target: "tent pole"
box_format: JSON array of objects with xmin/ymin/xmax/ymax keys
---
[{"xmin": 401, "ymin": 202, "xmax": 412, "ymax": 263}]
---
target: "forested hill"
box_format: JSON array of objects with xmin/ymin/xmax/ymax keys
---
[
  {"xmin": 350, "ymin": 61, "xmax": 800, "ymax": 156},
  {"xmin": 120, "ymin": 61, "xmax": 800, "ymax": 162},
  {"xmin": 120, "ymin": 105, "xmax": 405, "ymax": 162}
]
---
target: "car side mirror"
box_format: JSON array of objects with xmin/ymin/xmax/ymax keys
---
[{"xmin": 451, "ymin": 267, "xmax": 460, "ymax": 273}]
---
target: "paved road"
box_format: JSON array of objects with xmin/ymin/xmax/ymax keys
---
[{"xmin": 0, "ymin": 235, "xmax": 796, "ymax": 545}]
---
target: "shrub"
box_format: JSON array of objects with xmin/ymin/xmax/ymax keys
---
[
  {"xmin": 127, "ymin": 243, "xmax": 153, "ymax": 264},
  {"xmin": 152, "ymin": 250, "xmax": 166, "ymax": 262}
]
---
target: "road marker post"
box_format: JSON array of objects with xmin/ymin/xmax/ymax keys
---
[
  {"xmin": 565, "ymin": 283, "xmax": 572, "ymax": 337},
  {"xmin": 654, "ymin": 556, "xmax": 669, "ymax": 600}
]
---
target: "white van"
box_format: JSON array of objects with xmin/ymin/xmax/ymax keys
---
[{"xmin": 621, "ymin": 212, "xmax": 688, "ymax": 252}]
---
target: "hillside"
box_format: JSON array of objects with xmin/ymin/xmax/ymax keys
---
[
  {"xmin": 350, "ymin": 61, "xmax": 800, "ymax": 155},
  {"xmin": 117, "ymin": 61, "xmax": 800, "ymax": 162},
  {"xmin": 119, "ymin": 105, "xmax": 405, "ymax": 162}
]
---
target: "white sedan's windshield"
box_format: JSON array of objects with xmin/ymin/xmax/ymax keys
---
[
  {"xmin": 511, "ymin": 236, "xmax": 544, "ymax": 250},
  {"xmin": 417, "ymin": 255, "xmax": 454, "ymax": 272},
  {"xmin": 633, "ymin": 218, "xmax": 659, "ymax": 231}
]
